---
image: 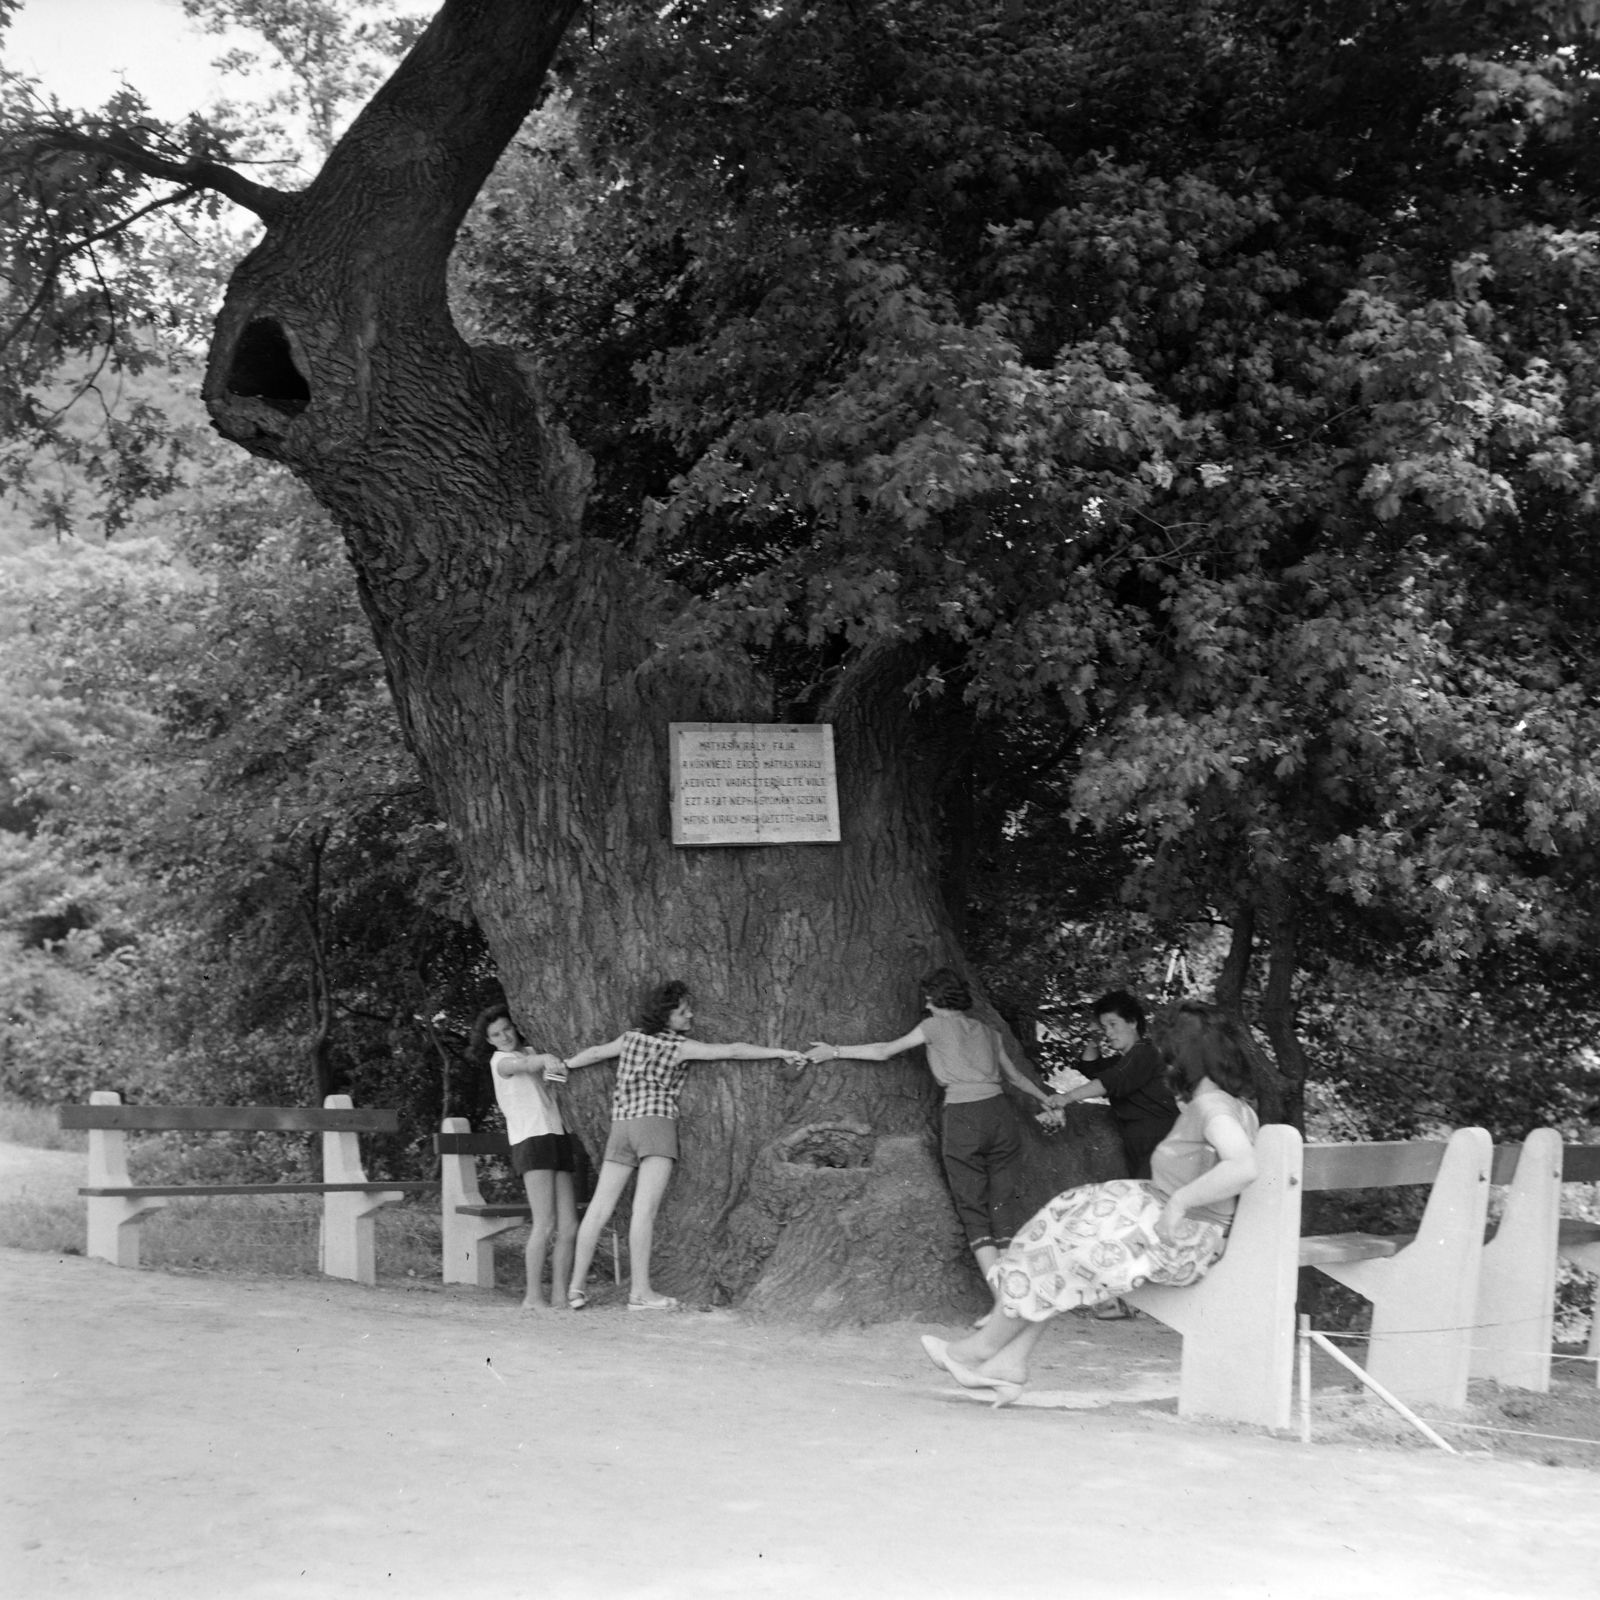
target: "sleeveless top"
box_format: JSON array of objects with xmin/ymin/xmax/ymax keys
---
[
  {"xmin": 612, "ymin": 1030, "xmax": 690, "ymax": 1120},
  {"xmin": 1149, "ymin": 1089, "xmax": 1259, "ymax": 1225},
  {"xmin": 920, "ymin": 1013, "xmax": 1004, "ymax": 1105},
  {"xmin": 490, "ymin": 1052, "xmax": 564, "ymax": 1143}
]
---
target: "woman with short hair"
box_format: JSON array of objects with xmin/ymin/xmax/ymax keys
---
[{"xmin": 807, "ymin": 966, "xmax": 1058, "ymax": 1321}]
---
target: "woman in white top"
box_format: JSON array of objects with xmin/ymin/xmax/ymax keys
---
[
  {"xmin": 476, "ymin": 1005, "xmax": 576, "ymax": 1312},
  {"xmin": 921, "ymin": 999, "xmax": 1260, "ymax": 1405}
]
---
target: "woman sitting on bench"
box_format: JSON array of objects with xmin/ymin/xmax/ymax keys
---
[{"xmin": 922, "ymin": 998, "xmax": 1260, "ymax": 1406}]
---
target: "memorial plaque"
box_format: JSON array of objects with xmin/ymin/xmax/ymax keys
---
[{"xmin": 670, "ymin": 723, "xmax": 840, "ymax": 846}]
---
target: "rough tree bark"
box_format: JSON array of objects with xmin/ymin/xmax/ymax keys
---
[
  {"xmin": 1213, "ymin": 901, "xmax": 1289, "ymax": 1125},
  {"xmin": 166, "ymin": 0, "xmax": 1117, "ymax": 1316},
  {"xmin": 1257, "ymin": 881, "xmax": 1308, "ymax": 1130}
]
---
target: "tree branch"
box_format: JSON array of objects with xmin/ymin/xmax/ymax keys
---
[{"xmin": 25, "ymin": 127, "xmax": 293, "ymax": 222}]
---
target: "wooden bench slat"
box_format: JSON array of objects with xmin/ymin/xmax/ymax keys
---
[
  {"xmin": 434, "ymin": 1133, "xmax": 512, "ymax": 1157},
  {"xmin": 61, "ymin": 1106, "xmax": 400, "ymax": 1133},
  {"xmin": 1298, "ymin": 1230, "xmax": 1407, "ymax": 1266},
  {"xmin": 454, "ymin": 1204, "xmax": 532, "ymax": 1218},
  {"xmin": 1558, "ymin": 1218, "xmax": 1600, "ymax": 1248},
  {"xmin": 79, "ymin": 1182, "xmax": 439, "ymax": 1198},
  {"xmin": 1302, "ymin": 1141, "xmax": 1448, "ymax": 1191},
  {"xmin": 1562, "ymin": 1145, "xmax": 1600, "ymax": 1184}
]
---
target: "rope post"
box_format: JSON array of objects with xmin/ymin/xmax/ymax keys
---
[
  {"xmin": 1298, "ymin": 1313, "xmax": 1312, "ymax": 1445},
  {"xmin": 611, "ymin": 1226, "xmax": 621, "ymax": 1284}
]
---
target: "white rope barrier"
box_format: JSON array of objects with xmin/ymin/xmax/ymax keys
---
[
  {"xmin": 1308, "ymin": 1325, "xmax": 1599, "ymax": 1364},
  {"xmin": 1298, "ymin": 1323, "xmax": 1457, "ymax": 1452}
]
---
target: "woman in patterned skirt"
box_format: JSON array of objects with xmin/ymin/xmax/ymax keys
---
[
  {"xmin": 921, "ymin": 999, "xmax": 1260, "ymax": 1405},
  {"xmin": 561, "ymin": 980, "xmax": 806, "ymax": 1311}
]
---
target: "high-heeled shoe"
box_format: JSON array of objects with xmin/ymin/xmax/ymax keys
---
[
  {"xmin": 945, "ymin": 1356, "xmax": 1024, "ymax": 1408},
  {"xmin": 919, "ymin": 1335, "xmax": 1024, "ymax": 1407}
]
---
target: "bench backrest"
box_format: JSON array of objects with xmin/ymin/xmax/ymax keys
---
[
  {"xmin": 1303, "ymin": 1136, "xmax": 1600, "ymax": 1192},
  {"xmin": 61, "ymin": 1105, "xmax": 399, "ymax": 1134},
  {"xmin": 1302, "ymin": 1140, "xmax": 1453, "ymax": 1192},
  {"xmin": 1561, "ymin": 1145, "xmax": 1600, "ymax": 1184}
]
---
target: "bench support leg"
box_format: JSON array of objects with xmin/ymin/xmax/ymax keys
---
[
  {"xmin": 439, "ymin": 1118, "xmax": 523, "ymax": 1288},
  {"xmin": 1130, "ymin": 1124, "xmax": 1304, "ymax": 1429},
  {"xmin": 1317, "ymin": 1126, "xmax": 1491, "ymax": 1411},
  {"xmin": 445, "ymin": 1215, "xmax": 524, "ymax": 1288},
  {"xmin": 1473, "ymin": 1129, "xmax": 1562, "ymax": 1393},
  {"xmin": 84, "ymin": 1092, "xmax": 166, "ymax": 1268},
  {"xmin": 320, "ymin": 1095, "xmax": 401, "ymax": 1285}
]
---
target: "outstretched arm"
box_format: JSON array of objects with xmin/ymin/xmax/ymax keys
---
[
  {"xmin": 804, "ymin": 1025, "xmax": 928, "ymax": 1064},
  {"xmin": 563, "ymin": 1036, "xmax": 627, "ymax": 1071},
  {"xmin": 495, "ymin": 1049, "xmax": 565, "ymax": 1079},
  {"xmin": 677, "ymin": 1039, "xmax": 807, "ymax": 1065},
  {"xmin": 997, "ymin": 1042, "xmax": 1056, "ymax": 1108}
]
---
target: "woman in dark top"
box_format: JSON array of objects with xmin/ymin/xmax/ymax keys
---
[{"xmin": 1050, "ymin": 990, "xmax": 1178, "ymax": 1181}]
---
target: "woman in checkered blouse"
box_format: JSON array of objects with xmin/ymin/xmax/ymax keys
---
[{"xmin": 561, "ymin": 980, "xmax": 806, "ymax": 1311}]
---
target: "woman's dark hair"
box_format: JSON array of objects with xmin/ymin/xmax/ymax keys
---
[
  {"xmin": 636, "ymin": 980, "xmax": 692, "ymax": 1035},
  {"xmin": 470, "ymin": 1003, "xmax": 521, "ymax": 1063},
  {"xmin": 920, "ymin": 966, "xmax": 972, "ymax": 1011},
  {"xmin": 1091, "ymin": 990, "xmax": 1146, "ymax": 1036},
  {"xmin": 1150, "ymin": 1000, "xmax": 1255, "ymax": 1100}
]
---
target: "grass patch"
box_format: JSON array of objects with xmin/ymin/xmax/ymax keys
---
[
  {"xmin": 0, "ymin": 1192, "xmax": 446, "ymax": 1280},
  {"xmin": 1309, "ymin": 1369, "xmax": 1600, "ymax": 1472},
  {"xmin": 0, "ymin": 1100, "xmax": 85, "ymax": 1152}
]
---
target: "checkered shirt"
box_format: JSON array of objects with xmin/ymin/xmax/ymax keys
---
[{"xmin": 611, "ymin": 1030, "xmax": 690, "ymax": 1121}]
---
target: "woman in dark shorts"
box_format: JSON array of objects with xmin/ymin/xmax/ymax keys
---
[{"xmin": 477, "ymin": 1005, "xmax": 578, "ymax": 1312}]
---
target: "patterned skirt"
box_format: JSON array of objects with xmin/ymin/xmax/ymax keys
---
[{"xmin": 993, "ymin": 1179, "xmax": 1228, "ymax": 1322}]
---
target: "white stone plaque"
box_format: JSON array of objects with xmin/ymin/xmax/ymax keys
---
[{"xmin": 670, "ymin": 723, "xmax": 839, "ymax": 846}]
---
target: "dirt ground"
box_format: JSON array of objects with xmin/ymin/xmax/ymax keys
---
[{"xmin": 5, "ymin": 1143, "xmax": 1600, "ymax": 1600}]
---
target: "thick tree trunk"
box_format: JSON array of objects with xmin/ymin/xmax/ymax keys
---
[
  {"xmin": 196, "ymin": 0, "xmax": 1117, "ymax": 1317},
  {"xmin": 1212, "ymin": 901, "xmax": 1288, "ymax": 1123}
]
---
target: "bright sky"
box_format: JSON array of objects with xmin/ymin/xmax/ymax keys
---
[{"xmin": 5, "ymin": 0, "xmax": 272, "ymax": 116}]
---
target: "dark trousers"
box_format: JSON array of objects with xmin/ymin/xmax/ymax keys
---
[{"xmin": 940, "ymin": 1095, "xmax": 1027, "ymax": 1252}]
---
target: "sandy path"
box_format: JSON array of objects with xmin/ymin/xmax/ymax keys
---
[{"xmin": 5, "ymin": 1246, "xmax": 1597, "ymax": 1600}]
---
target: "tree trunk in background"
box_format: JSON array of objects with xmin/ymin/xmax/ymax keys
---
[
  {"xmin": 1258, "ymin": 884, "xmax": 1307, "ymax": 1130},
  {"xmin": 198, "ymin": 0, "xmax": 1118, "ymax": 1317},
  {"xmin": 1213, "ymin": 901, "xmax": 1288, "ymax": 1124}
]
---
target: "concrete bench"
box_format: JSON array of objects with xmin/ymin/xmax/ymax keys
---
[
  {"xmin": 62, "ymin": 1090, "xmax": 438, "ymax": 1284},
  {"xmin": 1129, "ymin": 1124, "xmax": 1494, "ymax": 1427},
  {"xmin": 435, "ymin": 1119, "xmax": 529, "ymax": 1288},
  {"xmin": 1475, "ymin": 1137, "xmax": 1600, "ymax": 1391}
]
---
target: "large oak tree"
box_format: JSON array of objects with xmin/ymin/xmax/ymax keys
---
[{"xmin": 5, "ymin": 0, "xmax": 1117, "ymax": 1316}]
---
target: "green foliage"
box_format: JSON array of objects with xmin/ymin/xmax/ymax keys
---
[{"xmin": 0, "ymin": 431, "xmax": 499, "ymax": 1160}]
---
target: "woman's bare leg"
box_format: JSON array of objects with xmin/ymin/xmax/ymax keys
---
[
  {"xmin": 626, "ymin": 1155, "xmax": 675, "ymax": 1302},
  {"xmin": 549, "ymin": 1170, "xmax": 578, "ymax": 1308},
  {"xmin": 519, "ymin": 1169, "xmax": 555, "ymax": 1309},
  {"xmin": 970, "ymin": 1317, "xmax": 1051, "ymax": 1385},
  {"xmin": 948, "ymin": 1308, "xmax": 1041, "ymax": 1368},
  {"xmin": 569, "ymin": 1159, "xmax": 634, "ymax": 1302}
]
